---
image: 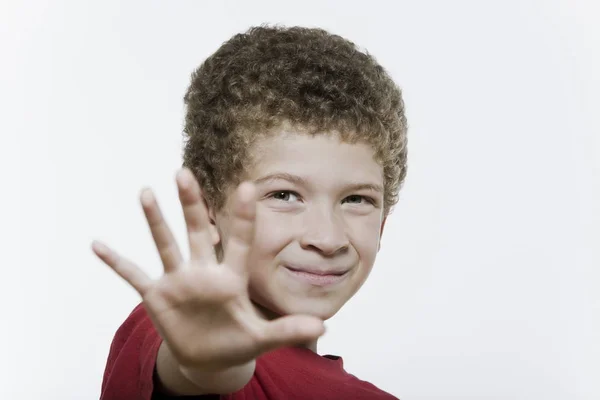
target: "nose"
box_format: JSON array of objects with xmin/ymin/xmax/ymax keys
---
[{"xmin": 299, "ymin": 206, "xmax": 349, "ymax": 257}]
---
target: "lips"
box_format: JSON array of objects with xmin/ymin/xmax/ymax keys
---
[
  {"xmin": 283, "ymin": 264, "xmax": 350, "ymax": 287},
  {"xmin": 284, "ymin": 264, "xmax": 349, "ymax": 276}
]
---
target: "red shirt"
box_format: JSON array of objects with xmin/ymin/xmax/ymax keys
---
[{"xmin": 100, "ymin": 304, "xmax": 399, "ymax": 400}]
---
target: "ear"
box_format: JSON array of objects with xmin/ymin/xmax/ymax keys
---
[
  {"xmin": 205, "ymin": 199, "xmax": 222, "ymax": 247},
  {"xmin": 378, "ymin": 216, "xmax": 387, "ymax": 252}
]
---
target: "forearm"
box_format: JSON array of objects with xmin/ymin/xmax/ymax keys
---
[{"xmin": 155, "ymin": 340, "xmax": 256, "ymax": 395}]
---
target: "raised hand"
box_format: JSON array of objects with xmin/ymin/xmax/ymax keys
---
[{"xmin": 91, "ymin": 168, "xmax": 325, "ymax": 373}]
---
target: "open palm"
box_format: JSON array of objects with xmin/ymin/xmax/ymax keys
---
[{"xmin": 92, "ymin": 168, "xmax": 324, "ymax": 371}]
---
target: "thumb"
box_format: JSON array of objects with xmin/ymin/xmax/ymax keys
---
[{"xmin": 258, "ymin": 315, "xmax": 326, "ymax": 352}]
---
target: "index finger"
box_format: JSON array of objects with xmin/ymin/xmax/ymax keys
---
[{"xmin": 222, "ymin": 182, "xmax": 257, "ymax": 274}]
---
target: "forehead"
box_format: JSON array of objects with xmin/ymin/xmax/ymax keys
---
[{"xmin": 248, "ymin": 131, "xmax": 383, "ymax": 182}]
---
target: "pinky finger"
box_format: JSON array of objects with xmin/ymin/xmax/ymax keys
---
[{"xmin": 91, "ymin": 240, "xmax": 152, "ymax": 296}]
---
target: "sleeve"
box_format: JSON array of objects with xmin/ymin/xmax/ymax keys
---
[
  {"xmin": 100, "ymin": 304, "xmax": 221, "ymax": 400},
  {"xmin": 100, "ymin": 303, "xmax": 164, "ymax": 400}
]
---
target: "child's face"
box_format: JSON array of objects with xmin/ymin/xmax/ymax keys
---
[{"xmin": 214, "ymin": 131, "xmax": 386, "ymax": 320}]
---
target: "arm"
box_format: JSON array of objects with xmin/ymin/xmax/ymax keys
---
[{"xmin": 155, "ymin": 341, "xmax": 255, "ymax": 395}]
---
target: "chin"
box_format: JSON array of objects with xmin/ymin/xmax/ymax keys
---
[{"xmin": 270, "ymin": 296, "xmax": 345, "ymax": 321}]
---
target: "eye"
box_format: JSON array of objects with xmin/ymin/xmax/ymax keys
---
[
  {"xmin": 343, "ymin": 195, "xmax": 371, "ymax": 204},
  {"xmin": 269, "ymin": 191, "xmax": 300, "ymax": 202}
]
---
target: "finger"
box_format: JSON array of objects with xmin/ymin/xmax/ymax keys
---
[
  {"xmin": 91, "ymin": 240, "xmax": 152, "ymax": 295},
  {"xmin": 177, "ymin": 168, "xmax": 216, "ymax": 264},
  {"xmin": 257, "ymin": 315, "xmax": 326, "ymax": 353},
  {"xmin": 140, "ymin": 188, "xmax": 183, "ymax": 273},
  {"xmin": 222, "ymin": 182, "xmax": 257, "ymax": 274}
]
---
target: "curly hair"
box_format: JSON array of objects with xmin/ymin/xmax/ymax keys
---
[{"xmin": 182, "ymin": 25, "xmax": 407, "ymax": 214}]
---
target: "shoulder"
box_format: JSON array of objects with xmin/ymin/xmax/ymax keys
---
[
  {"xmin": 229, "ymin": 348, "xmax": 399, "ymax": 400},
  {"xmin": 101, "ymin": 303, "xmax": 163, "ymax": 400}
]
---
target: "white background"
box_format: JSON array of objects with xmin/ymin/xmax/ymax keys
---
[{"xmin": 1, "ymin": 1, "xmax": 598, "ymax": 399}]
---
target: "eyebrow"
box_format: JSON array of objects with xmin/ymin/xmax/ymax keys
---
[{"xmin": 254, "ymin": 173, "xmax": 384, "ymax": 193}]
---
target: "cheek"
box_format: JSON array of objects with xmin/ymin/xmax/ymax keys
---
[
  {"xmin": 348, "ymin": 216, "xmax": 382, "ymax": 261},
  {"xmin": 250, "ymin": 209, "xmax": 294, "ymax": 260}
]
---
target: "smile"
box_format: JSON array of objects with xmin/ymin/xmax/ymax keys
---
[{"xmin": 283, "ymin": 266, "xmax": 350, "ymax": 287}]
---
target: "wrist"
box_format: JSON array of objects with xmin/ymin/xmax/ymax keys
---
[{"xmin": 179, "ymin": 359, "xmax": 256, "ymax": 394}]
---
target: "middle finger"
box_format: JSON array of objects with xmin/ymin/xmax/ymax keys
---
[
  {"xmin": 141, "ymin": 188, "xmax": 184, "ymax": 273},
  {"xmin": 177, "ymin": 168, "xmax": 217, "ymax": 265}
]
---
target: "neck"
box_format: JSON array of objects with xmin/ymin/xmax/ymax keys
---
[{"xmin": 251, "ymin": 301, "xmax": 318, "ymax": 353}]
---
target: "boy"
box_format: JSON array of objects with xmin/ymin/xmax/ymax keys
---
[{"xmin": 92, "ymin": 25, "xmax": 407, "ymax": 399}]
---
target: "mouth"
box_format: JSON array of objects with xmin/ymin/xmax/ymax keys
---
[{"xmin": 283, "ymin": 265, "xmax": 350, "ymax": 287}]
